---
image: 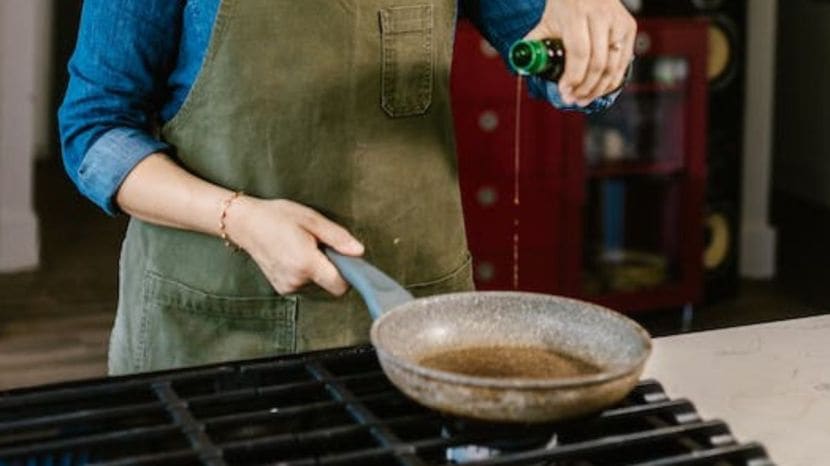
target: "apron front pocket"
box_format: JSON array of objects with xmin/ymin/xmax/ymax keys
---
[
  {"xmin": 407, "ymin": 252, "xmax": 475, "ymax": 297},
  {"xmin": 379, "ymin": 5, "xmax": 434, "ymax": 117},
  {"xmin": 137, "ymin": 271, "xmax": 297, "ymax": 372}
]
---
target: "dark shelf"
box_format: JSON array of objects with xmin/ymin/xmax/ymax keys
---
[
  {"xmin": 588, "ymin": 158, "xmax": 685, "ymax": 178},
  {"xmin": 623, "ymin": 82, "xmax": 687, "ymax": 94},
  {"xmin": 580, "ymin": 283, "xmax": 696, "ymax": 312}
]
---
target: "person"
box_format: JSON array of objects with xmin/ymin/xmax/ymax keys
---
[{"xmin": 58, "ymin": 0, "xmax": 636, "ymax": 375}]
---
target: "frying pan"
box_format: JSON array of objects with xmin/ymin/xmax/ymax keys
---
[{"xmin": 325, "ymin": 249, "xmax": 652, "ymax": 423}]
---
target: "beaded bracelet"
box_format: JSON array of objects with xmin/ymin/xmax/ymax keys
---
[{"xmin": 219, "ymin": 191, "xmax": 244, "ymax": 251}]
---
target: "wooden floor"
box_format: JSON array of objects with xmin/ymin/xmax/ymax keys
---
[
  {"xmin": 0, "ymin": 161, "xmax": 125, "ymax": 390},
  {"xmin": 0, "ymin": 161, "xmax": 827, "ymax": 392},
  {"xmin": 0, "ymin": 305, "xmax": 112, "ymax": 389}
]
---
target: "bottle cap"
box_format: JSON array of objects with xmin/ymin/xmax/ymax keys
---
[{"xmin": 509, "ymin": 39, "xmax": 550, "ymax": 76}]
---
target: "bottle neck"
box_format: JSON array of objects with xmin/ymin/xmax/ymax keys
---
[
  {"xmin": 509, "ymin": 39, "xmax": 551, "ymax": 75},
  {"xmin": 509, "ymin": 39, "xmax": 565, "ymax": 82}
]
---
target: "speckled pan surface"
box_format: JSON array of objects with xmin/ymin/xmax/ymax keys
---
[{"xmin": 370, "ymin": 292, "xmax": 652, "ymax": 422}]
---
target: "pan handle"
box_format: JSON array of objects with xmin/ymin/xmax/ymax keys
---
[{"xmin": 324, "ymin": 248, "xmax": 414, "ymax": 320}]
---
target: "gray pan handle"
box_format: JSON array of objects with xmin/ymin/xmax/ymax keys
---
[{"xmin": 324, "ymin": 248, "xmax": 414, "ymax": 320}]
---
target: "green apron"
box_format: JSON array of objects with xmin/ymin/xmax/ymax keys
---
[{"xmin": 108, "ymin": 0, "xmax": 473, "ymax": 374}]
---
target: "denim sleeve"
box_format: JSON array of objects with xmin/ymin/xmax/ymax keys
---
[
  {"xmin": 464, "ymin": 0, "xmax": 620, "ymax": 114},
  {"xmin": 57, "ymin": 0, "xmax": 183, "ymax": 215}
]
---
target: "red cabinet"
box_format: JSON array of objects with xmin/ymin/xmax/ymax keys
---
[{"xmin": 451, "ymin": 19, "xmax": 708, "ymax": 312}]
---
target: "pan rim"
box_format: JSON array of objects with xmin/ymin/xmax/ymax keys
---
[{"xmin": 370, "ymin": 291, "xmax": 652, "ymax": 390}]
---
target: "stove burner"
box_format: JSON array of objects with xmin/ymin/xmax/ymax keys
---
[
  {"xmin": 441, "ymin": 418, "xmax": 560, "ymax": 464},
  {"xmin": 0, "ymin": 346, "xmax": 774, "ymax": 466}
]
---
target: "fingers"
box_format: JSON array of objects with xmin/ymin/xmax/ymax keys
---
[
  {"xmin": 300, "ymin": 207, "xmax": 364, "ymax": 256},
  {"xmin": 603, "ymin": 16, "xmax": 637, "ymax": 95},
  {"xmin": 295, "ymin": 207, "xmax": 358, "ymax": 296},
  {"xmin": 611, "ymin": 23, "xmax": 637, "ymax": 93},
  {"xmin": 589, "ymin": 29, "xmax": 626, "ymax": 99},
  {"xmin": 551, "ymin": 2, "xmax": 637, "ymax": 106},
  {"xmin": 247, "ymin": 200, "xmax": 362, "ymax": 297},
  {"xmin": 573, "ymin": 18, "xmax": 611, "ymax": 106},
  {"xmin": 523, "ymin": 23, "xmax": 551, "ymax": 42},
  {"xmin": 558, "ymin": 17, "xmax": 592, "ymax": 105},
  {"xmin": 602, "ymin": 56, "xmax": 625, "ymax": 96},
  {"xmin": 309, "ymin": 249, "xmax": 350, "ymax": 296},
  {"xmin": 266, "ymin": 251, "xmax": 348, "ymax": 297},
  {"xmin": 293, "ymin": 208, "xmax": 360, "ymax": 296},
  {"xmin": 264, "ymin": 243, "xmax": 348, "ymax": 297}
]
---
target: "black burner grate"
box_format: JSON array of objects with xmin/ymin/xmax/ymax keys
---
[{"xmin": 0, "ymin": 346, "xmax": 773, "ymax": 466}]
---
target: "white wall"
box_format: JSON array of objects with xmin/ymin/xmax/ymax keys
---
[
  {"xmin": 34, "ymin": 1, "xmax": 54, "ymax": 160},
  {"xmin": 0, "ymin": 0, "xmax": 52, "ymax": 272},
  {"xmin": 740, "ymin": 0, "xmax": 778, "ymax": 279}
]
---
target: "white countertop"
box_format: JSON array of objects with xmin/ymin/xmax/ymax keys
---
[{"xmin": 643, "ymin": 315, "xmax": 830, "ymax": 466}]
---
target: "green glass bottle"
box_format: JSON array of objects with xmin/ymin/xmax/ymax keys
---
[{"xmin": 509, "ymin": 38, "xmax": 566, "ymax": 82}]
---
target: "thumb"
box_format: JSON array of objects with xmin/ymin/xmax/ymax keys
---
[
  {"xmin": 523, "ymin": 24, "xmax": 550, "ymax": 41},
  {"xmin": 302, "ymin": 212, "xmax": 364, "ymax": 256}
]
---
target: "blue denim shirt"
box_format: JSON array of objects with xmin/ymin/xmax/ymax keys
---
[{"xmin": 58, "ymin": 0, "xmax": 618, "ymax": 215}]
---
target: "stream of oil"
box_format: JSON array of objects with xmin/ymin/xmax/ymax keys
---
[
  {"xmin": 419, "ymin": 346, "xmax": 601, "ymax": 379},
  {"xmin": 513, "ymin": 76, "xmax": 522, "ymax": 290}
]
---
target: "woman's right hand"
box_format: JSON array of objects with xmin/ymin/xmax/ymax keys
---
[
  {"xmin": 115, "ymin": 154, "xmax": 361, "ymax": 297},
  {"xmin": 225, "ymin": 197, "xmax": 364, "ymax": 296}
]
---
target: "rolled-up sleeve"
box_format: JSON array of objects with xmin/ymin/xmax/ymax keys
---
[
  {"xmin": 58, "ymin": 0, "xmax": 183, "ymax": 215},
  {"xmin": 466, "ymin": 0, "xmax": 621, "ymax": 114}
]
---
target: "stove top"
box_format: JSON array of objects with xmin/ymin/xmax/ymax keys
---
[{"xmin": 0, "ymin": 346, "xmax": 773, "ymax": 466}]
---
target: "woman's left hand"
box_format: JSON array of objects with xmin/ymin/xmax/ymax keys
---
[{"xmin": 524, "ymin": 0, "xmax": 637, "ymax": 107}]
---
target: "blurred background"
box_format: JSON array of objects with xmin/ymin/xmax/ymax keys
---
[{"xmin": 1, "ymin": 0, "xmax": 828, "ymax": 390}]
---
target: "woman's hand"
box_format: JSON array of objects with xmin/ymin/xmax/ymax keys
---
[
  {"xmin": 225, "ymin": 197, "xmax": 363, "ymax": 296},
  {"xmin": 525, "ymin": 0, "xmax": 636, "ymax": 107},
  {"xmin": 116, "ymin": 154, "xmax": 361, "ymax": 297}
]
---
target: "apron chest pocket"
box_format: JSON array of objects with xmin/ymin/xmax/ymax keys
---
[
  {"xmin": 137, "ymin": 272, "xmax": 297, "ymax": 372},
  {"xmin": 379, "ymin": 5, "xmax": 434, "ymax": 118}
]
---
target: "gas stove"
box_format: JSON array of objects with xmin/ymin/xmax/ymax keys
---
[{"xmin": 0, "ymin": 346, "xmax": 773, "ymax": 465}]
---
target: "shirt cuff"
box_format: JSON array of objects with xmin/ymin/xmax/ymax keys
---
[
  {"xmin": 528, "ymin": 77, "xmax": 623, "ymax": 114},
  {"xmin": 77, "ymin": 127, "xmax": 169, "ymax": 216}
]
